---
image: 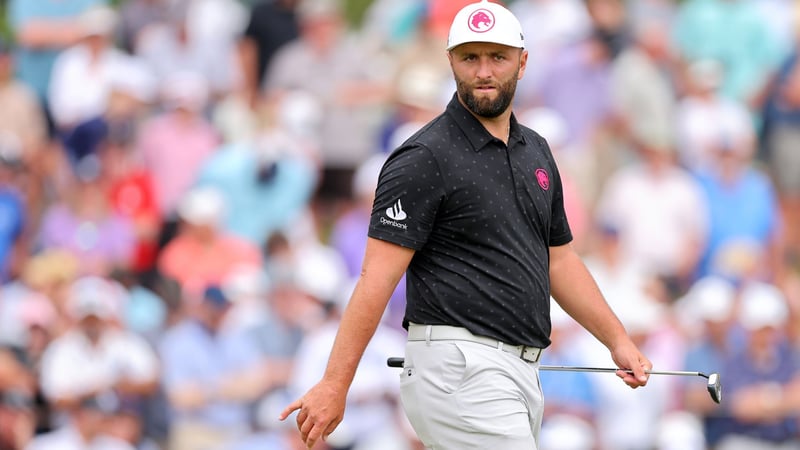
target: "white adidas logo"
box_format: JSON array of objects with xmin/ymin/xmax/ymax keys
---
[{"xmin": 386, "ymin": 199, "xmax": 407, "ymax": 221}]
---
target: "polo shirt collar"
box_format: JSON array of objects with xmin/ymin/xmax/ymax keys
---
[{"xmin": 445, "ymin": 93, "xmax": 526, "ymax": 151}]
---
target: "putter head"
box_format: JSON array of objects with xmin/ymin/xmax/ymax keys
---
[{"xmin": 706, "ymin": 373, "xmax": 722, "ymax": 404}]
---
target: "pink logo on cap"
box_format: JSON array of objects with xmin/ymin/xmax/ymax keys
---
[
  {"xmin": 468, "ymin": 9, "xmax": 495, "ymax": 33},
  {"xmin": 535, "ymin": 168, "xmax": 550, "ymax": 190}
]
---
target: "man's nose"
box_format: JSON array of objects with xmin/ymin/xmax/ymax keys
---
[{"xmin": 475, "ymin": 57, "xmax": 494, "ymax": 79}]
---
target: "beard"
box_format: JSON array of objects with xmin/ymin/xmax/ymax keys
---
[{"xmin": 456, "ymin": 70, "xmax": 519, "ymax": 118}]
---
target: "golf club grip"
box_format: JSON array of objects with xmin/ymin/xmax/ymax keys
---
[{"xmin": 387, "ymin": 357, "xmax": 405, "ymax": 368}]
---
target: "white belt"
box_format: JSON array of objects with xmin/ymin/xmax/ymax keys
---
[{"xmin": 407, "ymin": 323, "xmax": 542, "ymax": 363}]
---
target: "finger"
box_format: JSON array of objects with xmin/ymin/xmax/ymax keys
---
[
  {"xmin": 322, "ymin": 417, "xmax": 341, "ymax": 441},
  {"xmin": 279, "ymin": 399, "xmax": 302, "ymax": 421},
  {"xmin": 296, "ymin": 408, "xmax": 308, "ymax": 430},
  {"xmin": 615, "ymin": 369, "xmax": 643, "ymax": 388},
  {"xmin": 631, "ymin": 361, "xmax": 649, "ymax": 384},
  {"xmin": 300, "ymin": 412, "xmax": 316, "ymax": 443},
  {"xmin": 305, "ymin": 420, "xmax": 328, "ymax": 450}
]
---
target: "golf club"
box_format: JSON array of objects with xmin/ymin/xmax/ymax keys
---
[{"xmin": 386, "ymin": 357, "xmax": 722, "ymax": 404}]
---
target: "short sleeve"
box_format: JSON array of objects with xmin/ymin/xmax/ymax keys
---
[{"xmin": 368, "ymin": 144, "xmax": 445, "ymax": 250}]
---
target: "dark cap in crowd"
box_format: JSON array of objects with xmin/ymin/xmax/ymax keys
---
[{"xmin": 203, "ymin": 285, "xmax": 231, "ymax": 309}]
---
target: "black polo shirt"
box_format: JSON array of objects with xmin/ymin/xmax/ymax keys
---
[{"xmin": 368, "ymin": 94, "xmax": 573, "ymax": 348}]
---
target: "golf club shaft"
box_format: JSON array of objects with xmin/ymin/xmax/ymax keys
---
[
  {"xmin": 387, "ymin": 358, "xmax": 708, "ymax": 379},
  {"xmin": 540, "ymin": 365, "xmax": 707, "ymax": 378}
]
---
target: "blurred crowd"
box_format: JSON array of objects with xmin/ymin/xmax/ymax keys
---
[{"xmin": 1, "ymin": 0, "xmax": 800, "ymax": 449}]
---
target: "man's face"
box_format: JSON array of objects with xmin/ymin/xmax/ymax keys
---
[{"xmin": 448, "ymin": 42, "xmax": 527, "ymax": 118}]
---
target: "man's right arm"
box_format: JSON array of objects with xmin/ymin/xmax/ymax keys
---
[{"xmin": 280, "ymin": 237, "xmax": 414, "ymax": 449}]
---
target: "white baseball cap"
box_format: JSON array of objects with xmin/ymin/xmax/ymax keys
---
[
  {"xmin": 447, "ymin": 0, "xmax": 525, "ymax": 51},
  {"xmin": 738, "ymin": 282, "xmax": 788, "ymax": 330}
]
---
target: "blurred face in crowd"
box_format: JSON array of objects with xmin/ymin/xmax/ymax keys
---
[
  {"xmin": 183, "ymin": 221, "xmax": 219, "ymax": 244},
  {"xmin": 73, "ymin": 407, "xmax": 106, "ymax": 439},
  {"xmin": 449, "ymin": 42, "xmax": 527, "ymax": 119},
  {"xmin": 78, "ymin": 315, "xmax": 106, "ymax": 343},
  {"xmin": 301, "ymin": 14, "xmax": 343, "ymax": 54}
]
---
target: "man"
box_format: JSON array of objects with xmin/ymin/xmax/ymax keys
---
[
  {"xmin": 158, "ymin": 285, "xmax": 271, "ymax": 450},
  {"xmin": 281, "ymin": 1, "xmax": 651, "ymax": 448}
]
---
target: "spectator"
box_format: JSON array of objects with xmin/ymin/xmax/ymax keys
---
[
  {"xmin": 510, "ymin": 0, "xmax": 592, "ymax": 104},
  {"xmin": 0, "ymin": 250, "xmax": 80, "ymax": 347},
  {"xmin": 158, "ymin": 285, "xmax": 270, "ymax": 450},
  {"xmin": 381, "ymin": 61, "xmax": 449, "ymax": 154},
  {"xmin": 595, "ymin": 129, "xmax": 709, "ymax": 294},
  {"xmin": 195, "ymin": 110, "xmax": 318, "ymax": 247},
  {"xmin": 39, "ymin": 276, "xmax": 159, "ymax": 414},
  {"xmin": 136, "ymin": 72, "xmax": 220, "ymax": 219},
  {"xmin": 7, "ymin": 0, "xmax": 108, "ymax": 135},
  {"xmin": 672, "ymin": 0, "xmax": 787, "ymax": 107},
  {"xmin": 157, "ymin": 186, "xmax": 263, "ymax": 295},
  {"xmin": 675, "ymin": 58, "xmax": 755, "ymax": 173},
  {"xmin": 263, "ymin": 0, "xmax": 392, "ymax": 214},
  {"xmin": 717, "ymin": 282, "xmax": 800, "ymax": 449},
  {"xmin": 761, "ymin": 37, "xmax": 800, "ymax": 266},
  {"xmin": 0, "ymin": 39, "xmax": 48, "ymax": 158},
  {"xmin": 675, "ymin": 275, "xmax": 738, "ymax": 448},
  {"xmin": 694, "ymin": 116, "xmax": 783, "ymax": 281},
  {"xmin": 610, "ymin": 14, "xmax": 678, "ymax": 168},
  {"xmin": 135, "ymin": 3, "xmax": 242, "ymax": 104},
  {"xmin": 589, "ymin": 294, "xmax": 678, "ymax": 450},
  {"xmin": 116, "ymin": 0, "xmax": 170, "ymax": 54},
  {"xmin": 37, "ymin": 168, "xmax": 136, "ymax": 277},
  {"xmin": 47, "ymin": 5, "xmax": 141, "ymax": 144},
  {"xmin": 100, "ymin": 121, "xmax": 161, "ymax": 276},
  {"xmin": 533, "ymin": 0, "xmax": 629, "ymax": 154},
  {"xmin": 246, "ymin": 239, "xmax": 328, "ymax": 364},
  {"xmin": 238, "ymin": 0, "xmax": 301, "ymax": 102},
  {"xmin": 24, "ymin": 391, "xmax": 136, "ymax": 450},
  {"xmin": 534, "ymin": 28, "xmax": 617, "ymax": 150}
]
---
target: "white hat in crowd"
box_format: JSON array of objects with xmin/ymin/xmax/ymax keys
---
[
  {"xmin": 222, "ymin": 264, "xmax": 270, "ymax": 301},
  {"xmin": 177, "ymin": 185, "xmax": 227, "ymax": 226},
  {"xmin": 351, "ymin": 153, "xmax": 386, "ymax": 200},
  {"xmin": 79, "ymin": 5, "xmax": 118, "ymax": 37},
  {"xmin": 738, "ymin": 282, "xmax": 789, "ymax": 331},
  {"xmin": 160, "ymin": 71, "xmax": 210, "ymax": 112},
  {"xmin": 447, "ymin": 0, "xmax": 525, "ymax": 51},
  {"xmin": 612, "ymin": 289, "xmax": 664, "ymax": 335},
  {"xmin": 292, "ymin": 244, "xmax": 348, "ymax": 304},
  {"xmin": 539, "ymin": 414, "xmax": 596, "ymax": 450},
  {"xmin": 67, "ymin": 276, "xmax": 124, "ymax": 320},
  {"xmin": 682, "ymin": 276, "xmax": 736, "ymax": 323}
]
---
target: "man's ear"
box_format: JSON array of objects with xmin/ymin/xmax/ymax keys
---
[{"xmin": 518, "ymin": 49, "xmax": 528, "ymax": 80}]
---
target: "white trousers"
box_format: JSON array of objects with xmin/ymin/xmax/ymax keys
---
[{"xmin": 399, "ymin": 337, "xmax": 544, "ymax": 449}]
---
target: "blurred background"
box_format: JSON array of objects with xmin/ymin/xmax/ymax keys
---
[{"xmin": 0, "ymin": 0, "xmax": 799, "ymax": 449}]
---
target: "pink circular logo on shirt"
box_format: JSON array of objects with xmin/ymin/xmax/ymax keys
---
[
  {"xmin": 535, "ymin": 168, "xmax": 550, "ymax": 190},
  {"xmin": 468, "ymin": 9, "xmax": 495, "ymax": 33}
]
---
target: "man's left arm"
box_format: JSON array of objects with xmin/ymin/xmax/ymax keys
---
[{"xmin": 548, "ymin": 243, "xmax": 650, "ymax": 388}]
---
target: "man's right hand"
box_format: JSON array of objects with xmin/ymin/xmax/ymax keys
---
[{"xmin": 279, "ymin": 380, "xmax": 347, "ymax": 449}]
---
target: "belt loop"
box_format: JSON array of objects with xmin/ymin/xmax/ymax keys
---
[
  {"xmin": 497, "ymin": 341, "xmax": 504, "ymax": 351},
  {"xmin": 425, "ymin": 325, "xmax": 432, "ymax": 346}
]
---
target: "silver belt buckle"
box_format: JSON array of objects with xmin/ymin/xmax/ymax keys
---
[{"xmin": 521, "ymin": 346, "xmax": 542, "ymax": 363}]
